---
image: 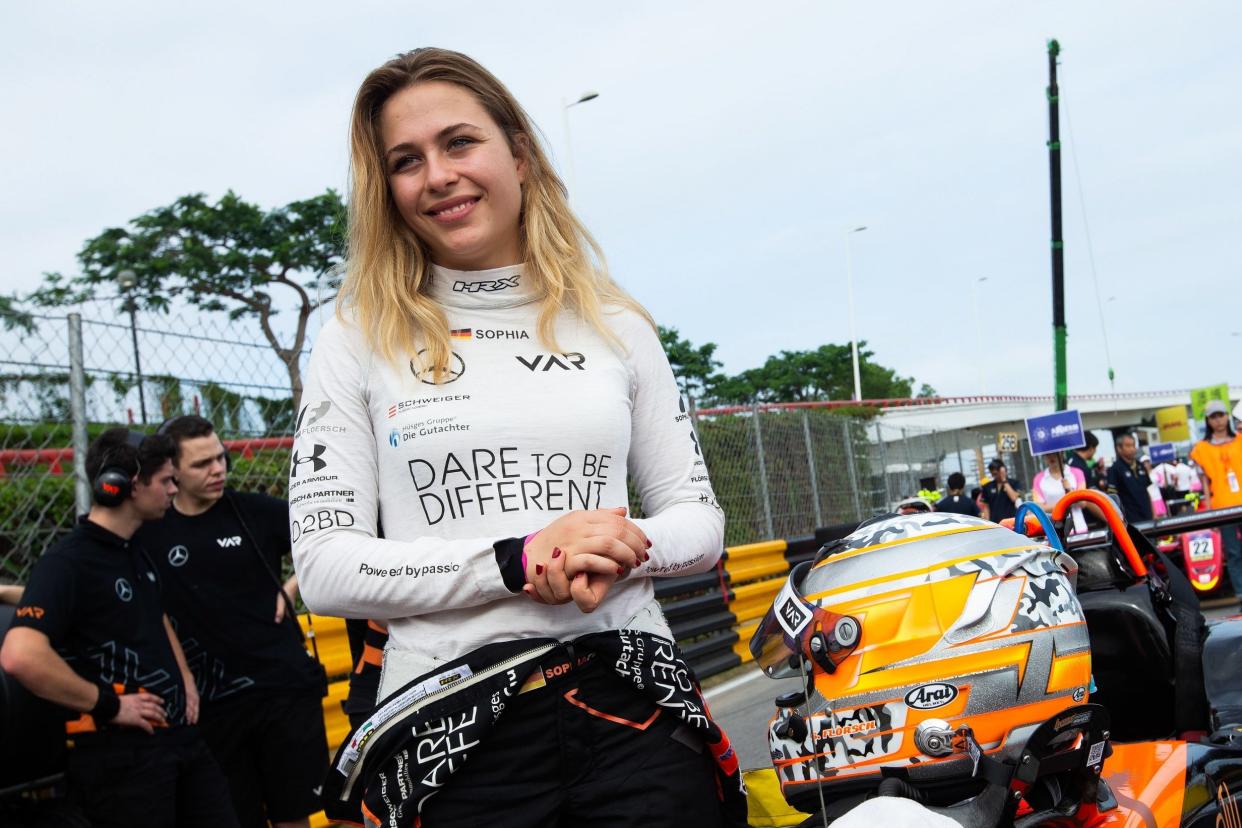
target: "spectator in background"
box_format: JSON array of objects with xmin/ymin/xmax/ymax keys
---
[
  {"xmin": 896, "ymin": 495, "xmax": 932, "ymax": 515},
  {"xmin": 1093, "ymin": 456, "xmax": 1111, "ymax": 491},
  {"xmin": 1107, "ymin": 433, "xmax": 1154, "ymax": 523},
  {"xmin": 135, "ymin": 416, "xmax": 327, "ymax": 828},
  {"xmin": 1151, "ymin": 455, "xmax": 1177, "ymax": 496},
  {"xmin": 1068, "ymin": 434, "xmax": 1097, "ymax": 486},
  {"xmin": 1172, "ymin": 457, "xmax": 1200, "ymax": 496},
  {"xmin": 980, "ymin": 459, "xmax": 1023, "ymax": 523},
  {"xmin": 1190, "ymin": 400, "xmax": 1242, "ymax": 600},
  {"xmin": 0, "ymin": 429, "xmax": 237, "ymax": 828},
  {"xmin": 935, "ymin": 473, "xmax": 979, "ymax": 516},
  {"xmin": 1032, "ymin": 452, "xmax": 1089, "ymax": 533}
]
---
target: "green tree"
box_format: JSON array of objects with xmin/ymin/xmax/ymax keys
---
[
  {"xmin": 657, "ymin": 326, "xmax": 723, "ymax": 401},
  {"xmin": 24, "ymin": 190, "xmax": 346, "ymax": 411},
  {"xmin": 707, "ymin": 341, "xmax": 931, "ymax": 404}
]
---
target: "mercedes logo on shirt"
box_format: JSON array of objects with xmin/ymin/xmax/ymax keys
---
[
  {"xmin": 115, "ymin": 578, "xmax": 134, "ymax": 602},
  {"xmin": 168, "ymin": 545, "xmax": 190, "ymax": 567},
  {"xmin": 410, "ymin": 349, "xmax": 466, "ymax": 385}
]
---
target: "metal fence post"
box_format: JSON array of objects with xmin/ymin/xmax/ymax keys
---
[
  {"xmin": 842, "ymin": 418, "xmax": 863, "ymax": 521},
  {"xmin": 68, "ymin": 313, "xmax": 91, "ymax": 517},
  {"xmin": 801, "ymin": 411, "xmax": 823, "ymax": 528},
  {"xmin": 901, "ymin": 427, "xmax": 917, "ymax": 496},
  {"xmin": 874, "ymin": 421, "xmax": 893, "ymax": 507},
  {"xmin": 752, "ymin": 403, "xmax": 774, "ymax": 538},
  {"xmin": 954, "ymin": 429, "xmax": 965, "ymax": 482}
]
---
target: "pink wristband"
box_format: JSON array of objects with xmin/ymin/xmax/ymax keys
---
[{"xmin": 521, "ymin": 532, "xmax": 540, "ymax": 583}]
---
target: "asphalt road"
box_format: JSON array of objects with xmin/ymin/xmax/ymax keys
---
[{"xmin": 707, "ymin": 599, "xmax": 1241, "ymax": 773}]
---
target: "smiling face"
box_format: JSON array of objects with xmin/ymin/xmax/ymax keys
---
[{"xmin": 380, "ymin": 81, "xmax": 526, "ymax": 271}]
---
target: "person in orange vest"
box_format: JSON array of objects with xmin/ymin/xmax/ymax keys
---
[{"xmin": 1191, "ymin": 400, "xmax": 1242, "ymax": 601}]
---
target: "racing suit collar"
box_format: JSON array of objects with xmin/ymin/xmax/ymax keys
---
[{"xmin": 428, "ymin": 263, "xmax": 538, "ymax": 310}]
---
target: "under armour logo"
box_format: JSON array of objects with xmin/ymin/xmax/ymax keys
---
[
  {"xmin": 115, "ymin": 578, "xmax": 133, "ymax": 602},
  {"xmin": 291, "ymin": 444, "xmax": 328, "ymax": 477},
  {"xmin": 168, "ymin": 545, "xmax": 189, "ymax": 567}
]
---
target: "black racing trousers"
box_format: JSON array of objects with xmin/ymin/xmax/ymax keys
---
[
  {"xmin": 416, "ymin": 653, "xmax": 726, "ymax": 828},
  {"xmin": 67, "ymin": 729, "xmax": 239, "ymax": 828}
]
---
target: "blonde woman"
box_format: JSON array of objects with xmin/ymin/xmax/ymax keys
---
[{"xmin": 291, "ymin": 49, "xmax": 733, "ymax": 826}]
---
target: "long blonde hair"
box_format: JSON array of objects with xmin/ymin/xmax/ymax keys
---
[{"xmin": 339, "ymin": 47, "xmax": 653, "ymax": 379}]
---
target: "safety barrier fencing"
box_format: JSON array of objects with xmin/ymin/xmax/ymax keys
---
[{"xmin": 1, "ymin": 311, "xmax": 1054, "ymax": 586}]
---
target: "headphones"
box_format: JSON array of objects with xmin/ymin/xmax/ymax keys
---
[
  {"xmin": 91, "ymin": 431, "xmax": 147, "ymax": 507},
  {"xmin": 157, "ymin": 415, "xmax": 232, "ymax": 472}
]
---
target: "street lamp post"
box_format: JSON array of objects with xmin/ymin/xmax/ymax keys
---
[
  {"xmin": 844, "ymin": 226, "xmax": 867, "ymax": 401},
  {"xmin": 117, "ymin": 269, "xmax": 147, "ymax": 424},
  {"xmin": 972, "ymin": 276, "xmax": 989, "ymax": 395},
  {"xmin": 561, "ymin": 91, "xmax": 599, "ymax": 201}
]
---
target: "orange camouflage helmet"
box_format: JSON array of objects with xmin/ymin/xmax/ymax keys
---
[{"xmin": 750, "ymin": 512, "xmax": 1091, "ymax": 807}]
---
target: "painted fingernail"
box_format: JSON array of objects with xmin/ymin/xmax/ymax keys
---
[
  {"xmin": 535, "ymin": 564, "xmax": 544, "ymax": 575},
  {"xmin": 617, "ymin": 567, "xmax": 625, "ymax": 575},
  {"xmin": 645, "ymin": 539, "xmax": 652, "ymax": 548},
  {"xmin": 552, "ymin": 548, "xmax": 562, "ymax": 559}
]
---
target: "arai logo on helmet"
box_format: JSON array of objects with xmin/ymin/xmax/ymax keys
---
[{"xmin": 905, "ymin": 683, "xmax": 958, "ymax": 710}]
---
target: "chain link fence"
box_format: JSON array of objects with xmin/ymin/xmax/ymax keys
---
[
  {"xmin": 1, "ymin": 309, "xmax": 307, "ymax": 584},
  {"xmin": 1, "ymin": 309, "xmax": 1039, "ymax": 583},
  {"xmin": 694, "ymin": 404, "xmax": 1040, "ymax": 546}
]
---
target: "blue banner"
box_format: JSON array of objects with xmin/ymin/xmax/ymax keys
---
[
  {"xmin": 1149, "ymin": 442, "xmax": 1176, "ymax": 464},
  {"xmin": 1025, "ymin": 409, "xmax": 1086, "ymax": 456}
]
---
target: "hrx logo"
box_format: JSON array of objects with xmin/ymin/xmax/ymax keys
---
[{"xmin": 452, "ymin": 275, "xmax": 520, "ymax": 293}]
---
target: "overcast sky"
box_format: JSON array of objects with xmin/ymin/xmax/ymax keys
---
[{"xmin": 3, "ymin": 1, "xmax": 1239, "ymax": 398}]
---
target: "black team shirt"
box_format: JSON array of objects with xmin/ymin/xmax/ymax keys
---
[
  {"xmin": 134, "ymin": 490, "xmax": 325, "ymax": 713},
  {"xmin": 1107, "ymin": 459, "xmax": 1154, "ymax": 523},
  {"xmin": 935, "ymin": 494, "xmax": 980, "ymax": 516},
  {"xmin": 981, "ymin": 477, "xmax": 1023, "ymax": 523},
  {"xmin": 11, "ymin": 518, "xmax": 188, "ymax": 735}
]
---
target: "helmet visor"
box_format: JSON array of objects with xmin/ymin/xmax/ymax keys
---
[{"xmin": 750, "ymin": 562, "xmax": 860, "ymax": 679}]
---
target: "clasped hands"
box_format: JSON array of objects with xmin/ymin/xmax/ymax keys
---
[{"xmin": 521, "ymin": 507, "xmax": 650, "ymax": 614}]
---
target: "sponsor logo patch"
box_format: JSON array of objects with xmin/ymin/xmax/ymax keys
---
[
  {"xmin": 387, "ymin": 395, "xmax": 471, "ymax": 418},
  {"xmin": 410, "ymin": 349, "xmax": 466, "ymax": 385},
  {"xmin": 452, "ymin": 275, "xmax": 520, "ymax": 293},
  {"xmin": 515, "ymin": 353, "xmax": 586, "ymax": 372},
  {"xmin": 905, "ymin": 683, "xmax": 959, "ymax": 710},
  {"xmin": 291, "ymin": 444, "xmax": 328, "ymax": 476}
]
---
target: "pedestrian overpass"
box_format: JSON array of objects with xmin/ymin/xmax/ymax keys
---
[{"xmin": 876, "ymin": 387, "xmax": 1242, "ymax": 435}]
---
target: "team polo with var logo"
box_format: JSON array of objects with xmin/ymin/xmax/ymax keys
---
[
  {"xmin": 135, "ymin": 491, "xmax": 325, "ymax": 708},
  {"xmin": 12, "ymin": 517, "xmax": 188, "ymax": 734}
]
